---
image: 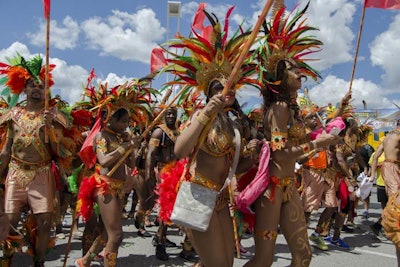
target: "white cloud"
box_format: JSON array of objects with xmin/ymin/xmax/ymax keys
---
[
  {"xmin": 295, "ymin": 0, "xmax": 356, "ymax": 71},
  {"xmin": 27, "ymin": 16, "xmax": 80, "ymax": 50},
  {"xmin": 307, "ymin": 75, "xmax": 395, "ymax": 109},
  {"xmin": 369, "ymin": 13, "xmax": 400, "ymax": 91},
  {"xmin": 49, "ymin": 58, "xmax": 89, "ymax": 104},
  {"xmin": 0, "ymin": 42, "xmax": 31, "ymax": 61},
  {"xmin": 80, "ymin": 9, "xmax": 166, "ymax": 63}
]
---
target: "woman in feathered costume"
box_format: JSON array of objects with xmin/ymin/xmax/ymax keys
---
[
  {"xmin": 74, "ymin": 78, "xmax": 154, "ymax": 267},
  {"xmin": 244, "ymin": 2, "xmax": 339, "ymax": 267},
  {"xmin": 155, "ymin": 3, "xmax": 260, "ymax": 266}
]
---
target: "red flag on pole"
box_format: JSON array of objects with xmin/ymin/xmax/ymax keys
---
[
  {"xmin": 192, "ymin": 2, "xmax": 213, "ymax": 40},
  {"xmin": 78, "ymin": 115, "xmax": 102, "ymax": 169},
  {"xmin": 43, "ymin": 0, "xmax": 51, "ymax": 19},
  {"xmin": 150, "ymin": 47, "xmax": 167, "ymax": 73},
  {"xmin": 365, "ymin": 0, "xmax": 400, "ymax": 9}
]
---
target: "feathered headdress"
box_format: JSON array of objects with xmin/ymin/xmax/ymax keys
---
[
  {"xmin": 154, "ymin": 4, "xmax": 259, "ymax": 98},
  {"xmin": 0, "ymin": 53, "xmax": 55, "ymax": 106},
  {"xmin": 78, "ymin": 70, "xmax": 157, "ymax": 129},
  {"xmin": 257, "ymin": 1, "xmax": 322, "ymax": 89},
  {"xmin": 76, "ymin": 69, "xmax": 157, "ymax": 169}
]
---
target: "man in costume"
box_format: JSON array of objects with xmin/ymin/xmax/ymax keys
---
[
  {"xmin": 371, "ymin": 120, "xmax": 400, "ymax": 264},
  {"xmin": 0, "ymin": 54, "xmax": 73, "ymax": 267},
  {"xmin": 298, "ymin": 93, "xmax": 350, "ymax": 251},
  {"xmin": 145, "ymin": 107, "xmax": 197, "ymax": 262},
  {"xmin": 298, "ymin": 109, "xmax": 339, "ymax": 251},
  {"xmin": 145, "ymin": 107, "xmax": 179, "ymax": 259}
]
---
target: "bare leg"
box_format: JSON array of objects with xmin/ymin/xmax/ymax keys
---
[
  {"xmin": 396, "ymin": 247, "xmax": 400, "ymax": 267},
  {"xmin": 188, "ymin": 206, "xmax": 234, "ymax": 267},
  {"xmin": 244, "ymin": 190, "xmax": 282, "ymax": 267},
  {"xmin": 279, "ymin": 190, "xmax": 312, "ymax": 267},
  {"xmin": 96, "ymin": 193, "xmax": 123, "ymax": 267},
  {"xmin": 315, "ymin": 207, "xmax": 336, "ymax": 234},
  {"xmin": 33, "ymin": 212, "xmax": 53, "ymax": 263},
  {"xmin": 81, "ymin": 231, "xmax": 108, "ymax": 266},
  {"xmin": 3, "ymin": 213, "xmax": 22, "ymax": 259}
]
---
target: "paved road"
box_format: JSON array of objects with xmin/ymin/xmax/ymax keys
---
[{"xmin": 5, "ymin": 186, "xmax": 397, "ymax": 266}]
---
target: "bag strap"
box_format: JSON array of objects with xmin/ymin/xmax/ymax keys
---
[{"xmin": 220, "ymin": 128, "xmax": 241, "ymax": 192}]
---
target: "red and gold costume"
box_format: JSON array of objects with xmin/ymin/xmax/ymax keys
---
[{"xmin": 301, "ymin": 150, "xmax": 338, "ymax": 212}]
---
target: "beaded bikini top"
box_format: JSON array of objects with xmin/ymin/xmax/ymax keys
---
[
  {"xmin": 288, "ymin": 120, "xmax": 308, "ymax": 145},
  {"xmin": 201, "ymin": 115, "xmax": 235, "ymax": 158}
]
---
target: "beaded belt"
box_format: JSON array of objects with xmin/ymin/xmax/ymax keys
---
[{"xmin": 190, "ymin": 170, "xmax": 222, "ymax": 191}]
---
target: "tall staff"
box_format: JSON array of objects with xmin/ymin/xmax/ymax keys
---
[
  {"xmin": 43, "ymin": 0, "xmax": 51, "ymax": 142},
  {"xmin": 349, "ymin": 1, "xmax": 400, "ymax": 92},
  {"xmin": 348, "ymin": 3, "xmax": 366, "ymax": 93}
]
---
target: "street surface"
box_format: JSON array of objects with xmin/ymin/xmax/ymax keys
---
[{"xmin": 6, "ymin": 186, "xmax": 397, "ymax": 266}]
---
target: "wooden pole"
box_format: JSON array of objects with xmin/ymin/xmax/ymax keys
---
[
  {"xmin": 222, "ymin": 0, "xmax": 275, "ymax": 96},
  {"xmin": 348, "ymin": 4, "xmax": 367, "ymax": 93},
  {"xmin": 229, "ymin": 183, "xmax": 241, "ymax": 258},
  {"xmin": 62, "ymin": 210, "xmax": 77, "ymax": 267},
  {"xmin": 44, "ymin": 13, "xmax": 51, "ymax": 143}
]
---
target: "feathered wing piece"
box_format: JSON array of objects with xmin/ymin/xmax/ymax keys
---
[
  {"xmin": 0, "ymin": 53, "xmax": 55, "ymax": 107},
  {"xmin": 156, "ymin": 3, "xmax": 259, "ymax": 99},
  {"xmin": 257, "ymin": 2, "xmax": 322, "ymax": 90}
]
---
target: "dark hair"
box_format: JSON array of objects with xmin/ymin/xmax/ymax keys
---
[
  {"xmin": 262, "ymin": 59, "xmax": 300, "ymax": 119},
  {"xmin": 111, "ymin": 108, "xmax": 129, "ymax": 121},
  {"xmin": 206, "ymin": 79, "xmax": 224, "ymax": 101}
]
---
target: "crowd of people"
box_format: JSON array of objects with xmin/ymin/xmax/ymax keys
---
[{"xmin": 0, "ymin": 1, "xmax": 399, "ymax": 267}]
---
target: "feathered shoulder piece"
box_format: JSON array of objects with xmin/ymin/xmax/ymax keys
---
[
  {"xmin": 0, "ymin": 53, "xmax": 55, "ymax": 107},
  {"xmin": 155, "ymin": 3, "xmax": 259, "ymax": 97},
  {"xmin": 257, "ymin": 2, "xmax": 322, "ymax": 88}
]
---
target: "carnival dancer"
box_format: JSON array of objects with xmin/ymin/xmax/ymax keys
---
[
  {"xmin": 297, "ymin": 93, "xmax": 350, "ymax": 251},
  {"xmin": 298, "ymin": 109, "xmax": 339, "ymax": 251},
  {"xmin": 75, "ymin": 80, "xmax": 153, "ymax": 267},
  {"xmin": 336, "ymin": 117, "xmax": 367, "ymax": 232},
  {"xmin": 0, "ymin": 54, "xmax": 74, "ymax": 267},
  {"xmin": 146, "ymin": 106, "xmax": 198, "ymax": 262},
  {"xmin": 155, "ymin": 3, "xmax": 260, "ymax": 266},
  {"xmin": 368, "ymin": 139, "xmax": 387, "ymax": 238},
  {"xmin": 319, "ymin": 116, "xmax": 361, "ymax": 249},
  {"xmin": 372, "ymin": 120, "xmax": 400, "ymax": 265},
  {"xmin": 244, "ymin": 2, "xmax": 339, "ymax": 266},
  {"xmin": 370, "ymin": 119, "xmax": 400, "ymax": 197}
]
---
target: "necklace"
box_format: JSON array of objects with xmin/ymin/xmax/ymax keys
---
[
  {"xmin": 104, "ymin": 127, "xmax": 123, "ymax": 143},
  {"xmin": 20, "ymin": 109, "xmax": 45, "ymax": 135}
]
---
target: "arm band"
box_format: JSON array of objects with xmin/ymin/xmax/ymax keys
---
[
  {"xmin": 270, "ymin": 128, "xmax": 288, "ymax": 151},
  {"xmin": 149, "ymin": 138, "xmax": 160, "ymax": 147},
  {"xmin": 196, "ymin": 111, "xmax": 210, "ymax": 126},
  {"xmin": 116, "ymin": 146, "xmax": 126, "ymax": 155}
]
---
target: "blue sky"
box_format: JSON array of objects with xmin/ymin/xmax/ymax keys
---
[{"xmin": 0, "ymin": 0, "xmax": 399, "ymax": 111}]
